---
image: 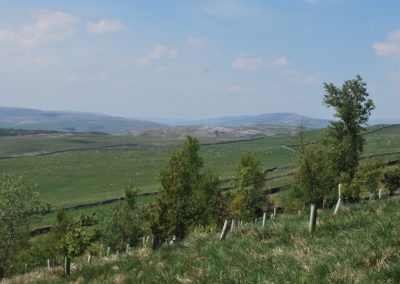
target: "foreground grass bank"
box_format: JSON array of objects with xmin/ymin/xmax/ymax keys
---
[{"xmin": 10, "ymin": 196, "xmax": 400, "ymax": 283}]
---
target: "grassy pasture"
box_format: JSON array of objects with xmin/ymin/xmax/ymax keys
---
[
  {"xmin": 0, "ymin": 132, "xmax": 310, "ymax": 208},
  {"xmin": 0, "ymin": 125, "xmax": 398, "ymax": 214}
]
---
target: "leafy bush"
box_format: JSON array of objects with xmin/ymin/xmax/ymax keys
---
[{"xmin": 382, "ymin": 166, "xmax": 400, "ymax": 195}]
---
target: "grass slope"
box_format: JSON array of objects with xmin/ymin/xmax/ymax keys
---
[{"xmin": 12, "ymin": 196, "xmax": 400, "ymax": 283}]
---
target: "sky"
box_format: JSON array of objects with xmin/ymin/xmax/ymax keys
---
[{"xmin": 0, "ymin": 0, "xmax": 399, "ymax": 120}]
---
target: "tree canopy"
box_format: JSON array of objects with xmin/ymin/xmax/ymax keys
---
[
  {"xmin": 323, "ymin": 75, "xmax": 375, "ymax": 181},
  {"xmin": 0, "ymin": 174, "xmax": 39, "ymax": 280}
]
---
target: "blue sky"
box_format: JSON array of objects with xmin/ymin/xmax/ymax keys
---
[{"xmin": 0, "ymin": 0, "xmax": 399, "ymax": 120}]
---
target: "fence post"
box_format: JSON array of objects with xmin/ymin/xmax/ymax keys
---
[
  {"xmin": 379, "ymin": 188, "xmax": 382, "ymax": 199},
  {"xmin": 273, "ymin": 207, "xmax": 277, "ymax": 219},
  {"xmin": 64, "ymin": 256, "xmax": 71, "ymax": 275},
  {"xmin": 262, "ymin": 212, "xmax": 267, "ymax": 228},
  {"xmin": 230, "ymin": 219, "xmax": 235, "ymax": 233},
  {"xmin": 309, "ymin": 203, "xmax": 317, "ymax": 234},
  {"xmin": 334, "ymin": 184, "xmax": 342, "ymax": 215},
  {"xmin": 220, "ymin": 220, "xmax": 229, "ymax": 241},
  {"xmin": 87, "ymin": 254, "xmax": 92, "ymax": 264},
  {"xmin": 106, "ymin": 247, "xmax": 111, "ymax": 257},
  {"xmin": 25, "ymin": 263, "xmax": 28, "ymax": 274},
  {"xmin": 47, "ymin": 259, "xmax": 51, "ymax": 269}
]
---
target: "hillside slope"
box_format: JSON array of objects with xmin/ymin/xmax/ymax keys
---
[
  {"xmin": 11, "ymin": 196, "xmax": 400, "ymax": 283},
  {"xmin": 0, "ymin": 107, "xmax": 167, "ymax": 134},
  {"xmin": 131, "ymin": 124, "xmax": 301, "ymax": 141},
  {"xmin": 149, "ymin": 113, "xmax": 330, "ymax": 128}
]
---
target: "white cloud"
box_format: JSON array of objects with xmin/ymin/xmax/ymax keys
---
[
  {"xmin": 283, "ymin": 70, "xmax": 319, "ymax": 84},
  {"xmin": 232, "ymin": 55, "xmax": 289, "ymax": 70},
  {"xmin": 226, "ymin": 85, "xmax": 253, "ymax": 94},
  {"xmin": 0, "ymin": 28, "xmax": 15, "ymax": 44},
  {"xmin": 149, "ymin": 43, "xmax": 178, "ymax": 59},
  {"xmin": 271, "ymin": 57, "xmax": 289, "ymax": 67},
  {"xmin": 19, "ymin": 11, "xmax": 79, "ymax": 48},
  {"xmin": 86, "ymin": 20, "xmax": 124, "ymax": 35},
  {"xmin": 232, "ymin": 56, "xmax": 265, "ymax": 70},
  {"xmin": 373, "ymin": 30, "xmax": 400, "ymax": 59},
  {"xmin": 137, "ymin": 43, "xmax": 178, "ymax": 67},
  {"xmin": 186, "ymin": 36, "xmax": 210, "ymax": 47}
]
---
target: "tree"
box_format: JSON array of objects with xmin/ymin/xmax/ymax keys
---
[
  {"xmin": 231, "ymin": 152, "xmax": 270, "ymax": 219},
  {"xmin": 295, "ymin": 142, "xmax": 335, "ymax": 207},
  {"xmin": 382, "ymin": 167, "xmax": 400, "ymax": 196},
  {"xmin": 101, "ymin": 183, "xmax": 145, "ymax": 251},
  {"xmin": 0, "ymin": 174, "xmax": 39, "ymax": 280},
  {"xmin": 152, "ymin": 136, "xmax": 204, "ymax": 248},
  {"xmin": 295, "ymin": 140, "xmax": 335, "ymax": 233},
  {"xmin": 323, "ymin": 75, "xmax": 375, "ymax": 185},
  {"xmin": 348, "ymin": 162, "xmax": 383, "ymax": 200},
  {"xmin": 52, "ymin": 210, "xmax": 97, "ymax": 275},
  {"xmin": 192, "ymin": 170, "xmax": 224, "ymax": 227}
]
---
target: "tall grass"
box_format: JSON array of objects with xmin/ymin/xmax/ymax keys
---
[{"xmin": 10, "ymin": 196, "xmax": 400, "ymax": 283}]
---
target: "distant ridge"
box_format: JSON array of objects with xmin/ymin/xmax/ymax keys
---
[
  {"xmin": 149, "ymin": 113, "xmax": 331, "ymax": 129},
  {"xmin": 0, "ymin": 107, "xmax": 167, "ymax": 134}
]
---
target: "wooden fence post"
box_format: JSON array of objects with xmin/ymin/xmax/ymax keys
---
[
  {"xmin": 309, "ymin": 203, "xmax": 317, "ymax": 234},
  {"xmin": 220, "ymin": 220, "xmax": 229, "ymax": 241},
  {"xmin": 379, "ymin": 188, "xmax": 382, "ymax": 199},
  {"xmin": 47, "ymin": 259, "xmax": 51, "ymax": 269}
]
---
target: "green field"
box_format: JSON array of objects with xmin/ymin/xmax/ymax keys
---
[{"xmin": 0, "ymin": 124, "xmax": 399, "ymax": 220}]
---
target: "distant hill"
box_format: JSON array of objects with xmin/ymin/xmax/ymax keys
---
[
  {"xmin": 149, "ymin": 113, "xmax": 331, "ymax": 128},
  {"xmin": 131, "ymin": 124, "xmax": 301, "ymax": 141},
  {"xmin": 0, "ymin": 107, "xmax": 167, "ymax": 134}
]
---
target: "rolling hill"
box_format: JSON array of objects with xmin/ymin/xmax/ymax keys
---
[
  {"xmin": 0, "ymin": 107, "xmax": 167, "ymax": 134},
  {"xmin": 147, "ymin": 113, "xmax": 331, "ymax": 128}
]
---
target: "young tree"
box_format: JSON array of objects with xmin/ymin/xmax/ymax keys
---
[
  {"xmin": 382, "ymin": 166, "xmax": 400, "ymax": 196},
  {"xmin": 52, "ymin": 211, "xmax": 97, "ymax": 275},
  {"xmin": 323, "ymin": 75, "xmax": 375, "ymax": 186},
  {"xmin": 295, "ymin": 141, "xmax": 335, "ymax": 233},
  {"xmin": 231, "ymin": 152, "xmax": 270, "ymax": 219},
  {"xmin": 152, "ymin": 136, "xmax": 204, "ymax": 248},
  {"xmin": 0, "ymin": 174, "xmax": 39, "ymax": 280},
  {"xmin": 348, "ymin": 162, "xmax": 383, "ymax": 200},
  {"xmin": 101, "ymin": 183, "xmax": 145, "ymax": 251},
  {"xmin": 192, "ymin": 170, "xmax": 224, "ymax": 227}
]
